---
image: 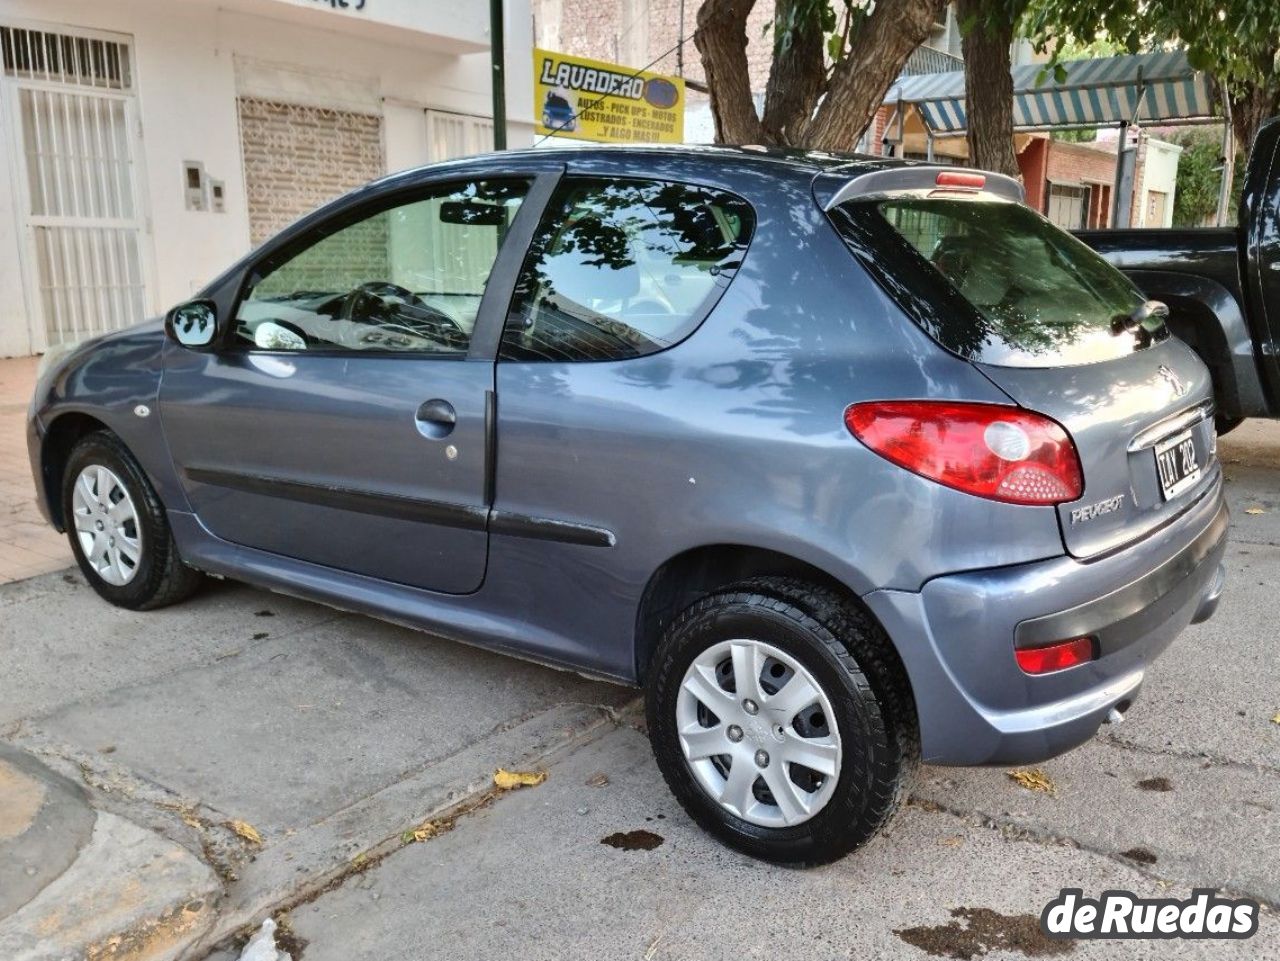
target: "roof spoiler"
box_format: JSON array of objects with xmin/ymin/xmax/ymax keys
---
[{"xmin": 818, "ymin": 166, "xmax": 1025, "ymax": 209}]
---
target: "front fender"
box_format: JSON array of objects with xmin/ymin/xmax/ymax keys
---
[{"xmin": 33, "ymin": 322, "xmax": 190, "ymax": 527}]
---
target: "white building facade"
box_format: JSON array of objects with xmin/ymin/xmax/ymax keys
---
[{"xmin": 0, "ymin": 0, "xmax": 534, "ymax": 357}]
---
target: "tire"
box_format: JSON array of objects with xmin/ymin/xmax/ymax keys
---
[
  {"xmin": 1215, "ymin": 414, "xmax": 1244, "ymax": 436},
  {"xmin": 645, "ymin": 576, "xmax": 919, "ymax": 866},
  {"xmin": 61, "ymin": 431, "xmax": 202, "ymax": 610}
]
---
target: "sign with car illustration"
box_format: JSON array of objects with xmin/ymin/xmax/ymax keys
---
[{"xmin": 533, "ymin": 48, "xmax": 684, "ymax": 143}]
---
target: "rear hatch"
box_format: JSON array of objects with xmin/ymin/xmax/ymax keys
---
[{"xmin": 826, "ymin": 184, "xmax": 1218, "ymax": 558}]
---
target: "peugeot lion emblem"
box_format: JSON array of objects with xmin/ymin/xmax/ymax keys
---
[{"xmin": 1157, "ymin": 365, "xmax": 1187, "ymax": 398}]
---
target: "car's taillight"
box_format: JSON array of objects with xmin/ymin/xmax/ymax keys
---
[
  {"xmin": 843, "ymin": 401, "xmax": 1084, "ymax": 505},
  {"xmin": 1015, "ymin": 637, "xmax": 1096, "ymax": 675}
]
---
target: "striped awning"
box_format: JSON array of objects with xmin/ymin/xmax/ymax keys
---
[{"xmin": 885, "ymin": 50, "xmax": 1218, "ymax": 134}]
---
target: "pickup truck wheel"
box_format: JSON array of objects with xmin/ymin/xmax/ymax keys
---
[
  {"xmin": 645, "ymin": 577, "xmax": 919, "ymax": 865},
  {"xmin": 1215, "ymin": 414, "xmax": 1243, "ymax": 436},
  {"xmin": 62, "ymin": 431, "xmax": 202, "ymax": 610}
]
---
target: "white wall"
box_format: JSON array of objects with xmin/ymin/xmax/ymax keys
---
[
  {"xmin": 1139, "ymin": 137, "xmax": 1182, "ymax": 228},
  {"xmin": 0, "ymin": 0, "xmax": 533, "ymax": 356}
]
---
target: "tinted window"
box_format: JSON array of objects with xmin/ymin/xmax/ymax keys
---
[
  {"xmin": 830, "ymin": 198, "xmax": 1146, "ymax": 367},
  {"xmin": 500, "ymin": 178, "xmax": 753, "ymax": 362},
  {"xmin": 236, "ymin": 179, "xmax": 528, "ymax": 353}
]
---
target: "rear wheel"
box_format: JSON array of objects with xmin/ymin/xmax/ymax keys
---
[
  {"xmin": 1215, "ymin": 414, "xmax": 1244, "ymax": 436},
  {"xmin": 646, "ymin": 577, "xmax": 918, "ymax": 865},
  {"xmin": 62, "ymin": 431, "xmax": 202, "ymax": 610}
]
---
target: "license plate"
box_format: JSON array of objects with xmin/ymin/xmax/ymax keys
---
[{"xmin": 1154, "ymin": 429, "xmax": 1201, "ymax": 500}]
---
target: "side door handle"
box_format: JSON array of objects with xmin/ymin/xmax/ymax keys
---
[{"xmin": 415, "ymin": 398, "xmax": 457, "ymax": 439}]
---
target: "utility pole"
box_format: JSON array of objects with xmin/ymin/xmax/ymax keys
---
[
  {"xmin": 677, "ymin": 0, "xmax": 685, "ymax": 77},
  {"xmin": 490, "ymin": 0, "xmax": 507, "ymax": 150}
]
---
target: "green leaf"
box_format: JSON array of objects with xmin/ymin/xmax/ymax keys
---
[
  {"xmin": 827, "ymin": 32, "xmax": 844, "ymax": 62},
  {"xmin": 1185, "ymin": 46, "xmax": 1213, "ymax": 71}
]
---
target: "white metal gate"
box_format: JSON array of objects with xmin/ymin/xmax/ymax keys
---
[
  {"xmin": 426, "ymin": 110, "xmax": 494, "ymax": 162},
  {"xmin": 1, "ymin": 24, "xmax": 150, "ymax": 348}
]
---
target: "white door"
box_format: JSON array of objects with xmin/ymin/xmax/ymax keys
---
[
  {"xmin": 426, "ymin": 110, "xmax": 494, "ymax": 162},
  {"xmin": 1, "ymin": 24, "xmax": 152, "ymax": 349},
  {"xmin": 1046, "ymin": 184, "xmax": 1086, "ymax": 230}
]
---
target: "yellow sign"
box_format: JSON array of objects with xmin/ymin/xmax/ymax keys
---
[{"xmin": 533, "ymin": 48, "xmax": 684, "ymax": 144}]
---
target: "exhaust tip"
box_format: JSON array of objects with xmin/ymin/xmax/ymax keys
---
[{"xmin": 1104, "ymin": 699, "xmax": 1133, "ymax": 725}]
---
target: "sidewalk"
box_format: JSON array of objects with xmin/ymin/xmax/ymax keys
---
[
  {"xmin": 0, "ymin": 743, "xmax": 220, "ymax": 961},
  {"xmin": 0, "ymin": 357, "xmax": 70, "ymax": 584},
  {"xmin": 1, "ymin": 563, "xmax": 638, "ymax": 961}
]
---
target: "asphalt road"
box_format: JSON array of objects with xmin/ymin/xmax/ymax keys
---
[{"xmin": 4, "ymin": 421, "xmax": 1279, "ymax": 960}]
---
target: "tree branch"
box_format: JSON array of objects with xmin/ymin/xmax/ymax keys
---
[
  {"xmin": 695, "ymin": 0, "xmax": 765, "ymax": 144},
  {"xmin": 806, "ymin": 0, "xmax": 948, "ymax": 151},
  {"xmin": 761, "ymin": 0, "xmax": 826, "ymax": 144}
]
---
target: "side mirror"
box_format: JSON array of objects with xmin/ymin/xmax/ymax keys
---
[{"xmin": 165, "ymin": 300, "xmax": 219, "ymax": 349}]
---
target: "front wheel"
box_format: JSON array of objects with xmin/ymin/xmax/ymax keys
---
[
  {"xmin": 645, "ymin": 577, "xmax": 919, "ymax": 865},
  {"xmin": 62, "ymin": 431, "xmax": 202, "ymax": 610}
]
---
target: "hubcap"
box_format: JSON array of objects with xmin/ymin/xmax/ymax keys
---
[
  {"xmin": 71, "ymin": 465, "xmax": 142, "ymax": 587},
  {"xmin": 675, "ymin": 639, "xmax": 842, "ymax": 828}
]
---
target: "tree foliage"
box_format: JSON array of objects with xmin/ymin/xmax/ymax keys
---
[
  {"xmin": 1022, "ymin": 0, "xmax": 1280, "ymax": 151},
  {"xmin": 1168, "ymin": 128, "xmax": 1242, "ymax": 226}
]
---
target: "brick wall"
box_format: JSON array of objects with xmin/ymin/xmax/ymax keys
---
[
  {"xmin": 237, "ymin": 97, "xmax": 385, "ymax": 247},
  {"xmin": 537, "ymin": 0, "xmax": 776, "ymax": 92},
  {"xmin": 1016, "ymin": 136, "xmax": 1149, "ymax": 227}
]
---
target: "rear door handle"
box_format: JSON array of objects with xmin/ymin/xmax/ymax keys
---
[{"xmin": 415, "ymin": 398, "xmax": 456, "ymax": 439}]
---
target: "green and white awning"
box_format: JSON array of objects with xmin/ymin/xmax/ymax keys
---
[{"xmin": 886, "ymin": 50, "xmax": 1219, "ymax": 134}]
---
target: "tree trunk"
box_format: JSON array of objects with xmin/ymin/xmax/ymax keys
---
[
  {"xmin": 695, "ymin": 0, "xmax": 764, "ymax": 144},
  {"xmin": 806, "ymin": 0, "xmax": 948, "ymax": 151},
  {"xmin": 1230, "ymin": 82, "xmax": 1280, "ymax": 157},
  {"xmin": 760, "ymin": 0, "xmax": 825, "ymax": 144},
  {"xmin": 959, "ymin": 0, "xmax": 1022, "ymax": 177}
]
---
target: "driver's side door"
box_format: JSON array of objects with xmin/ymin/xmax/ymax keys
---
[{"xmin": 159, "ymin": 174, "xmax": 545, "ymax": 594}]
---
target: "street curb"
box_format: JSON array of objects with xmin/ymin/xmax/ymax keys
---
[
  {"xmin": 181, "ymin": 697, "xmax": 640, "ymax": 959},
  {"xmin": 0, "ymin": 810, "xmax": 221, "ymax": 961}
]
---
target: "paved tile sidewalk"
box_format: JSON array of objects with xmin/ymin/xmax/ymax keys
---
[{"xmin": 0, "ymin": 356, "xmax": 70, "ymax": 584}]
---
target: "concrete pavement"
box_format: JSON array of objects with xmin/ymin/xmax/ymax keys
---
[
  {"xmin": 281, "ymin": 725, "xmax": 1279, "ymax": 961},
  {"xmin": 0, "ymin": 571, "xmax": 635, "ymax": 960},
  {"xmin": 0, "ymin": 412, "xmax": 1276, "ymax": 959}
]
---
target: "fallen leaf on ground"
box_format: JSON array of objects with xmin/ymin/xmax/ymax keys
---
[
  {"xmin": 494, "ymin": 768, "xmax": 548, "ymax": 790},
  {"xmin": 1007, "ymin": 769, "xmax": 1056, "ymax": 795},
  {"xmin": 403, "ymin": 817, "xmax": 450, "ymax": 844},
  {"xmin": 1245, "ymin": 507, "xmax": 1268, "ymax": 515},
  {"xmin": 1272, "ymin": 713, "xmax": 1280, "ymax": 726},
  {"xmin": 227, "ymin": 819, "xmax": 263, "ymax": 845}
]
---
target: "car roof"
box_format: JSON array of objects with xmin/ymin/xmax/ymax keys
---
[{"xmin": 370, "ymin": 143, "xmax": 933, "ymax": 189}]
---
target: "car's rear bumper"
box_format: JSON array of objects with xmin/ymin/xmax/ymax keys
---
[{"xmin": 864, "ymin": 480, "xmax": 1228, "ymax": 766}]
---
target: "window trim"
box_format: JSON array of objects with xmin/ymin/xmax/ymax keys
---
[
  {"xmin": 497, "ymin": 174, "xmax": 757, "ymax": 365},
  {"xmin": 218, "ymin": 168, "xmax": 563, "ymax": 361}
]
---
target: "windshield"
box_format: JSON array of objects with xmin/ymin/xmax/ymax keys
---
[{"xmin": 830, "ymin": 198, "xmax": 1148, "ymax": 367}]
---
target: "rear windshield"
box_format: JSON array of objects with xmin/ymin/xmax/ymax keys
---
[{"xmin": 829, "ymin": 198, "xmax": 1147, "ymax": 367}]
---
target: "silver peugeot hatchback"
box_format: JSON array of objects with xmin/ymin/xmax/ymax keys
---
[{"xmin": 28, "ymin": 147, "xmax": 1227, "ymax": 863}]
